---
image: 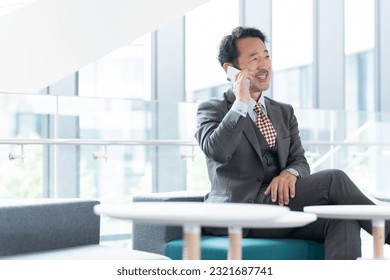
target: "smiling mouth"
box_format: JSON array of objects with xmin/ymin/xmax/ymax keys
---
[{"xmin": 257, "ymin": 69, "xmax": 269, "ymax": 80}]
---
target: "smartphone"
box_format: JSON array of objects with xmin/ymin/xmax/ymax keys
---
[{"xmin": 226, "ymin": 66, "xmax": 250, "ymax": 88}]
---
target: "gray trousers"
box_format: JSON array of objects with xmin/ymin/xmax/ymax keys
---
[{"xmin": 247, "ymin": 169, "xmax": 390, "ymax": 260}]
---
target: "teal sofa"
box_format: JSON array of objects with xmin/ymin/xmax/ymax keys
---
[{"xmin": 132, "ymin": 191, "xmax": 324, "ymax": 260}]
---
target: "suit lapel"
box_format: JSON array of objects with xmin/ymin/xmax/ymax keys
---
[
  {"xmin": 226, "ymin": 89, "xmax": 263, "ymax": 160},
  {"xmin": 265, "ymin": 98, "xmax": 288, "ymax": 168},
  {"xmin": 243, "ymin": 118, "xmax": 263, "ymax": 160},
  {"xmin": 264, "ymin": 98, "xmax": 281, "ymax": 137}
]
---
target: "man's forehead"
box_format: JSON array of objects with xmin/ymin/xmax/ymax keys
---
[{"xmin": 236, "ymin": 37, "xmax": 268, "ymax": 56}]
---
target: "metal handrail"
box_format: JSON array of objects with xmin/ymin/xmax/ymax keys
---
[
  {"xmin": 0, "ymin": 139, "xmax": 197, "ymax": 146},
  {"xmin": 1, "ymin": 138, "xmax": 390, "ymax": 146}
]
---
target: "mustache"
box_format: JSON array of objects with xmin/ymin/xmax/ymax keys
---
[{"xmin": 256, "ymin": 69, "xmax": 269, "ymax": 76}]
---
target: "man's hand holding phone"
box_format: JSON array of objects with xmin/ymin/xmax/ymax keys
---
[{"xmin": 226, "ymin": 66, "xmax": 251, "ymax": 104}]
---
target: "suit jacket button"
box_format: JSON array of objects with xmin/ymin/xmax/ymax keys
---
[
  {"xmin": 248, "ymin": 199, "xmax": 254, "ymax": 203},
  {"xmin": 257, "ymin": 176, "xmax": 262, "ymax": 182}
]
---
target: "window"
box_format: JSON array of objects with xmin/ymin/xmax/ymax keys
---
[
  {"xmin": 344, "ymin": 0, "xmax": 375, "ymax": 112},
  {"xmin": 272, "ymin": 0, "xmax": 313, "ymax": 108},
  {"xmin": 78, "ymin": 34, "xmax": 152, "ymax": 100},
  {"xmin": 185, "ymin": 0, "xmax": 239, "ymax": 102}
]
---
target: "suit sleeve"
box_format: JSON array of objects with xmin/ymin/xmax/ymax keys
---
[
  {"xmin": 194, "ymin": 100, "xmax": 246, "ymax": 163},
  {"xmin": 285, "ymin": 105, "xmax": 310, "ymax": 178}
]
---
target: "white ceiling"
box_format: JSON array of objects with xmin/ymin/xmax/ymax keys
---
[
  {"xmin": 0, "ymin": 0, "xmax": 36, "ymax": 15},
  {"xmin": 0, "ymin": 0, "xmax": 210, "ymax": 93}
]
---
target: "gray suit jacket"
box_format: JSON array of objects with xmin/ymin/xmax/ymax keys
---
[{"xmin": 195, "ymin": 89, "xmax": 310, "ymax": 204}]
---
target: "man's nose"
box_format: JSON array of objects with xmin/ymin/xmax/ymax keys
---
[{"xmin": 257, "ymin": 60, "xmax": 271, "ymax": 69}]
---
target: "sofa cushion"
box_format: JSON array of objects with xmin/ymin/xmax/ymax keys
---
[{"xmin": 165, "ymin": 236, "xmax": 324, "ymax": 260}]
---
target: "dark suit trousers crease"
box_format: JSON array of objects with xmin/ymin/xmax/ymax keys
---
[{"xmin": 248, "ymin": 169, "xmax": 390, "ymax": 259}]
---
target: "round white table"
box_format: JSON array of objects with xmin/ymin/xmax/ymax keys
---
[
  {"xmin": 95, "ymin": 202, "xmax": 317, "ymax": 260},
  {"xmin": 371, "ymin": 192, "xmax": 390, "ymax": 203},
  {"xmin": 304, "ymin": 205, "xmax": 390, "ymax": 259}
]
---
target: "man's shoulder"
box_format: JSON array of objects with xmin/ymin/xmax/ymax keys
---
[
  {"xmin": 265, "ymin": 96, "xmax": 293, "ymax": 109},
  {"xmin": 198, "ymin": 90, "xmax": 233, "ymax": 108}
]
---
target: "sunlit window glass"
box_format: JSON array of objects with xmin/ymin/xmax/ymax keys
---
[
  {"xmin": 272, "ymin": 0, "xmax": 313, "ymax": 108},
  {"xmin": 345, "ymin": 0, "xmax": 375, "ymax": 111},
  {"xmin": 78, "ymin": 34, "xmax": 152, "ymax": 100},
  {"xmin": 185, "ymin": 0, "xmax": 239, "ymax": 102}
]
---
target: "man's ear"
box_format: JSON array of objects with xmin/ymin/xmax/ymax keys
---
[{"xmin": 223, "ymin": 62, "xmax": 233, "ymax": 73}]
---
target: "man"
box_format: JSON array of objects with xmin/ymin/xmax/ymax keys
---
[{"xmin": 195, "ymin": 26, "xmax": 390, "ymax": 260}]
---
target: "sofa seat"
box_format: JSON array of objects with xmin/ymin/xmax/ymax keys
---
[
  {"xmin": 166, "ymin": 236, "xmax": 324, "ymax": 260},
  {"xmin": 133, "ymin": 191, "xmax": 325, "ymax": 260}
]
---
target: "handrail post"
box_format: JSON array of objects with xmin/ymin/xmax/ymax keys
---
[{"xmin": 8, "ymin": 144, "xmax": 25, "ymax": 162}]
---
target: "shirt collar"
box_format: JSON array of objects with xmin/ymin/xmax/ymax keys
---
[{"xmin": 249, "ymin": 95, "xmax": 267, "ymax": 114}]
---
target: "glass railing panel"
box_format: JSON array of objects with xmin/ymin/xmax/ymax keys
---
[
  {"xmin": 3, "ymin": 92, "xmax": 390, "ymax": 241},
  {"xmin": 304, "ymin": 144, "xmax": 390, "ymax": 194},
  {"xmin": 184, "ymin": 146, "xmax": 210, "ymax": 191},
  {"xmin": 55, "ymin": 97, "xmax": 205, "ymax": 242},
  {"xmin": 79, "ymin": 145, "xmax": 153, "ymax": 201},
  {"xmin": 0, "ymin": 93, "xmax": 56, "ymax": 198},
  {"xmin": 0, "ymin": 144, "xmax": 45, "ymax": 198},
  {"xmin": 57, "ymin": 96, "xmax": 200, "ymax": 141},
  {"xmin": 297, "ymin": 109, "xmax": 390, "ymax": 194},
  {"xmin": 57, "ymin": 96, "xmax": 153, "ymax": 140}
]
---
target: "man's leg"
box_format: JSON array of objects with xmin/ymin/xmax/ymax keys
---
[
  {"xmin": 288, "ymin": 169, "xmax": 390, "ymax": 236},
  {"xmin": 287, "ymin": 218, "xmax": 362, "ymax": 259},
  {"xmin": 266, "ymin": 169, "xmax": 389, "ymax": 259}
]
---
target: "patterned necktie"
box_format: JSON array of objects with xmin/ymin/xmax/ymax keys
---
[{"xmin": 254, "ymin": 103, "xmax": 277, "ymax": 148}]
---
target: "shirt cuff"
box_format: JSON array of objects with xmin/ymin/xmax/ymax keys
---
[{"xmin": 231, "ymin": 100, "xmax": 249, "ymax": 117}]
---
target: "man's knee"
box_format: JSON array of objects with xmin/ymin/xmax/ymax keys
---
[
  {"xmin": 319, "ymin": 169, "xmax": 356, "ymax": 189},
  {"xmin": 320, "ymin": 169, "xmax": 348, "ymax": 180}
]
